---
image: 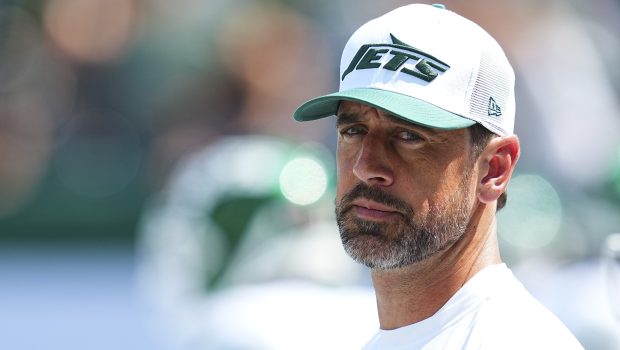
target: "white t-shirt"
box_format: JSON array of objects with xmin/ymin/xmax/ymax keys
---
[{"xmin": 363, "ymin": 264, "xmax": 584, "ymax": 350}]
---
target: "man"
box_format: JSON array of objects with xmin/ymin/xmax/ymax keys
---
[{"xmin": 293, "ymin": 3, "xmax": 584, "ymax": 349}]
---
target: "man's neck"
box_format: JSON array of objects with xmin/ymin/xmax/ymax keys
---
[{"xmin": 371, "ymin": 204, "xmax": 501, "ymax": 330}]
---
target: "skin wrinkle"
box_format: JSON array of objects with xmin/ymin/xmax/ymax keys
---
[
  {"xmin": 333, "ymin": 100, "xmax": 519, "ymax": 330},
  {"xmin": 335, "ymin": 102, "xmax": 475, "ymax": 270},
  {"xmin": 336, "ymin": 111, "xmax": 469, "ymax": 208},
  {"xmin": 336, "ymin": 111, "xmax": 453, "ymax": 144}
]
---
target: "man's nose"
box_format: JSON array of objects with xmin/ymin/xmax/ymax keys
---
[{"xmin": 352, "ymin": 135, "xmax": 395, "ymax": 187}]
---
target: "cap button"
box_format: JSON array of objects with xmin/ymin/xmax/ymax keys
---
[{"xmin": 432, "ymin": 4, "xmax": 446, "ymax": 9}]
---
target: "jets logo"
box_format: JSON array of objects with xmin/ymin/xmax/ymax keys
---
[
  {"xmin": 488, "ymin": 96, "xmax": 502, "ymax": 117},
  {"xmin": 341, "ymin": 34, "xmax": 450, "ymax": 82}
]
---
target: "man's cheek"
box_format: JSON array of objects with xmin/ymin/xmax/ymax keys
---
[{"xmin": 335, "ymin": 161, "xmax": 354, "ymax": 194}]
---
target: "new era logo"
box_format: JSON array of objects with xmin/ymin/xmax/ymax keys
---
[{"xmin": 488, "ymin": 97, "xmax": 502, "ymax": 117}]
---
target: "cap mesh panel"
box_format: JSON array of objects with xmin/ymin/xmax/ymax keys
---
[{"xmin": 468, "ymin": 42, "xmax": 513, "ymax": 135}]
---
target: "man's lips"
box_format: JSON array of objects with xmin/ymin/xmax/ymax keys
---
[{"xmin": 350, "ymin": 199, "xmax": 401, "ymax": 221}]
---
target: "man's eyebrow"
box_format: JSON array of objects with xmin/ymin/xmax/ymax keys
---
[
  {"xmin": 336, "ymin": 110, "xmax": 445, "ymax": 138},
  {"xmin": 384, "ymin": 113, "xmax": 447, "ymax": 137},
  {"xmin": 335, "ymin": 113, "xmax": 362, "ymax": 127}
]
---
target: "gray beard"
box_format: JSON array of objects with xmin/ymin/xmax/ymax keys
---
[{"xmin": 335, "ymin": 178, "xmax": 472, "ymax": 271}]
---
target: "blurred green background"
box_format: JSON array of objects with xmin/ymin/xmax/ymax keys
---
[{"xmin": 1, "ymin": 0, "xmax": 619, "ymax": 349}]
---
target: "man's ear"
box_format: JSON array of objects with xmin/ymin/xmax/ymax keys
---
[{"xmin": 477, "ymin": 135, "xmax": 520, "ymax": 204}]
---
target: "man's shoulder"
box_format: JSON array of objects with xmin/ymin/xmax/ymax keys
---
[
  {"xmin": 468, "ymin": 268, "xmax": 584, "ymax": 349},
  {"xmin": 363, "ymin": 265, "xmax": 584, "ymax": 350},
  {"xmin": 472, "ymin": 303, "xmax": 584, "ymax": 349}
]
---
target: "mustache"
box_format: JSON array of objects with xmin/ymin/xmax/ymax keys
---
[{"xmin": 337, "ymin": 182, "xmax": 413, "ymax": 216}]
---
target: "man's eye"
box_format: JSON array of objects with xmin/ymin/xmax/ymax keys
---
[
  {"xmin": 397, "ymin": 130, "xmax": 423, "ymax": 141},
  {"xmin": 340, "ymin": 126, "xmax": 365, "ymax": 137}
]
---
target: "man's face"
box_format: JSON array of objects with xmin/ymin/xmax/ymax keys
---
[{"xmin": 335, "ymin": 101, "xmax": 478, "ymax": 270}]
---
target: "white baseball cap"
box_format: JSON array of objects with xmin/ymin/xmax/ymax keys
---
[{"xmin": 293, "ymin": 3, "xmax": 515, "ymax": 136}]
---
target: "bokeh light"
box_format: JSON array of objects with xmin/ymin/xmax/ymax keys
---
[
  {"xmin": 44, "ymin": 0, "xmax": 137, "ymax": 63},
  {"xmin": 607, "ymin": 233, "xmax": 620, "ymax": 253},
  {"xmin": 498, "ymin": 174, "xmax": 563, "ymax": 250},
  {"xmin": 279, "ymin": 157, "xmax": 328, "ymax": 206}
]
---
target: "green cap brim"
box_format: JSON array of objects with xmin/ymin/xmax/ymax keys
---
[{"xmin": 293, "ymin": 88, "xmax": 475, "ymax": 130}]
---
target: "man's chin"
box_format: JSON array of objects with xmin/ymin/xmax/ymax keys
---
[
  {"xmin": 338, "ymin": 225, "xmax": 455, "ymax": 270},
  {"xmin": 340, "ymin": 229, "xmax": 409, "ymax": 269}
]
